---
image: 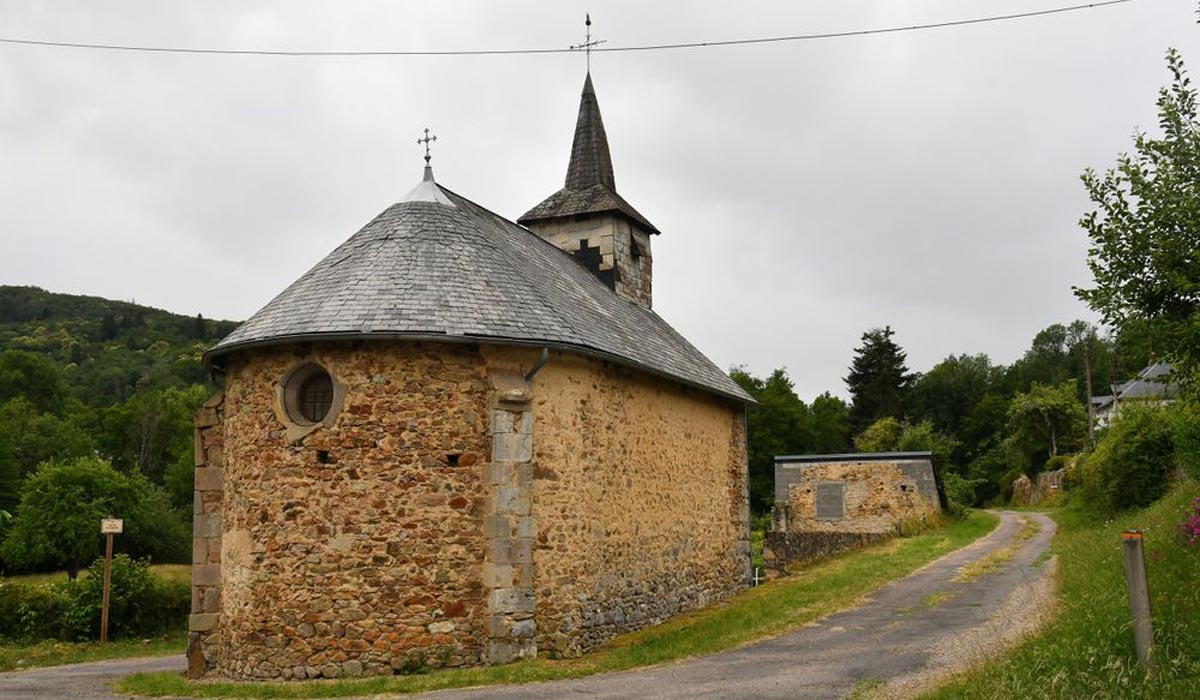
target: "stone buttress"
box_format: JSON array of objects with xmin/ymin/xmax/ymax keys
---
[
  {"xmin": 481, "ymin": 371, "xmax": 538, "ymax": 662},
  {"xmin": 188, "ymin": 389, "xmax": 226, "ymax": 677}
]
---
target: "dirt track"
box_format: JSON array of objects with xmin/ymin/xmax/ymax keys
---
[{"xmin": 0, "ymin": 511, "xmax": 1054, "ymax": 700}]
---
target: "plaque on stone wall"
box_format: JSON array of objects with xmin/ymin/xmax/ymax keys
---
[{"xmin": 815, "ymin": 481, "xmax": 846, "ymax": 520}]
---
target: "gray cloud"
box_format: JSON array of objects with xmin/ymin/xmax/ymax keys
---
[{"xmin": 1, "ymin": 0, "xmax": 1196, "ymax": 398}]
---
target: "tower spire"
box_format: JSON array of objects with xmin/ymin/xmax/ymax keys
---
[{"xmin": 565, "ymin": 73, "xmax": 615, "ymax": 191}]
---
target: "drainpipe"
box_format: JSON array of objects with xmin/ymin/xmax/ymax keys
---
[{"xmin": 525, "ymin": 347, "xmax": 550, "ymax": 383}]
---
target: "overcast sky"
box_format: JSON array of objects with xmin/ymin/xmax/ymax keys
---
[{"xmin": 2, "ymin": 1, "xmax": 1197, "ymax": 399}]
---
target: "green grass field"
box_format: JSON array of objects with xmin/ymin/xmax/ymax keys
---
[
  {"xmin": 920, "ymin": 484, "xmax": 1200, "ymax": 700},
  {"xmin": 117, "ymin": 511, "xmax": 997, "ymax": 698},
  {"xmin": 0, "ymin": 564, "xmax": 192, "ymax": 587}
]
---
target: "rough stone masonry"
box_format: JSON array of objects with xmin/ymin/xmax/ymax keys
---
[
  {"xmin": 188, "ymin": 343, "xmax": 750, "ymax": 679},
  {"xmin": 764, "ymin": 453, "xmax": 943, "ymax": 575}
]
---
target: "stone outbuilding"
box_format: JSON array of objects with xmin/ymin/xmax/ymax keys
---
[
  {"xmin": 764, "ymin": 452, "xmax": 945, "ymax": 572},
  {"xmin": 188, "ymin": 73, "xmax": 752, "ymax": 680}
]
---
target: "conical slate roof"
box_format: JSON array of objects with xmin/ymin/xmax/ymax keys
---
[
  {"xmin": 518, "ymin": 74, "xmax": 659, "ymax": 234},
  {"xmin": 207, "ymin": 172, "xmax": 749, "ymax": 403}
]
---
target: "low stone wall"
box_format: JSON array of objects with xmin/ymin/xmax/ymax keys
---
[
  {"xmin": 1011, "ymin": 467, "xmax": 1066, "ymax": 506},
  {"xmin": 762, "ymin": 531, "xmax": 891, "ymax": 575}
]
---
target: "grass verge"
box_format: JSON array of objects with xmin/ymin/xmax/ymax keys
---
[
  {"xmin": 118, "ymin": 510, "xmax": 997, "ymax": 698},
  {"xmin": 0, "ymin": 633, "xmax": 186, "ymax": 673},
  {"xmin": 919, "ymin": 484, "xmax": 1200, "ymax": 700}
]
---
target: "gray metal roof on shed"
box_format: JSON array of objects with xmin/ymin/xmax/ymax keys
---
[
  {"xmin": 775, "ymin": 452, "xmax": 935, "ymax": 464},
  {"xmin": 206, "ymin": 170, "xmax": 750, "ymax": 403}
]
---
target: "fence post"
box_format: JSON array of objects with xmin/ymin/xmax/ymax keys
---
[{"xmin": 1120, "ymin": 530, "xmax": 1154, "ymax": 669}]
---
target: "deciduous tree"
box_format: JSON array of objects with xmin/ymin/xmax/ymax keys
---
[
  {"xmin": 1, "ymin": 457, "xmax": 187, "ymax": 577},
  {"xmin": 1076, "ymin": 49, "xmax": 1200, "ymax": 376},
  {"xmin": 1007, "ymin": 382, "xmax": 1087, "ymax": 469}
]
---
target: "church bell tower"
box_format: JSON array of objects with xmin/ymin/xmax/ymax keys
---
[{"xmin": 519, "ymin": 73, "xmax": 659, "ymax": 309}]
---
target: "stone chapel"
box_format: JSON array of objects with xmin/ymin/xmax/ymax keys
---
[{"xmin": 188, "ymin": 73, "xmax": 753, "ymax": 680}]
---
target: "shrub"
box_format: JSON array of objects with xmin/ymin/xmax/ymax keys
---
[
  {"xmin": 854, "ymin": 418, "xmax": 958, "ymax": 469},
  {"xmin": 0, "ymin": 580, "xmax": 72, "ymax": 640},
  {"xmin": 1180, "ymin": 496, "xmax": 1200, "ymax": 548},
  {"xmin": 966, "ymin": 443, "xmax": 1019, "ymax": 504},
  {"xmin": 942, "ymin": 471, "xmax": 986, "ymax": 510},
  {"xmin": 0, "ymin": 556, "xmax": 189, "ymax": 642},
  {"xmin": 897, "ymin": 509, "xmax": 946, "ymax": 537},
  {"xmin": 1044, "ymin": 455, "xmax": 1071, "ymax": 473},
  {"xmin": 1172, "ymin": 399, "xmax": 1200, "ymax": 482},
  {"xmin": 60, "ymin": 555, "xmax": 189, "ymax": 640},
  {"xmin": 1079, "ymin": 404, "xmax": 1175, "ymax": 513}
]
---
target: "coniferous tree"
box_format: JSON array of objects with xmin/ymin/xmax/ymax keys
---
[{"xmin": 845, "ymin": 326, "xmax": 912, "ymax": 433}]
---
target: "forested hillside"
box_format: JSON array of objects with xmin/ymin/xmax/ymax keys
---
[{"xmin": 0, "ymin": 286, "xmax": 238, "ymax": 570}]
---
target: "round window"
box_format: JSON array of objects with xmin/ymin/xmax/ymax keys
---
[
  {"xmin": 298, "ymin": 371, "xmax": 333, "ymax": 423},
  {"xmin": 282, "ymin": 364, "xmax": 337, "ymax": 426}
]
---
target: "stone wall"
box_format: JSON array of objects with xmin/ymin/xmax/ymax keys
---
[
  {"xmin": 761, "ymin": 531, "xmax": 890, "ymax": 576},
  {"xmin": 1011, "ymin": 467, "xmax": 1066, "ymax": 506},
  {"xmin": 208, "ymin": 342, "xmax": 493, "ymax": 680},
  {"xmin": 525, "ymin": 214, "xmax": 654, "ymax": 309},
  {"xmin": 775, "ymin": 459, "xmax": 940, "ymax": 535},
  {"xmin": 193, "ymin": 340, "xmax": 748, "ymax": 679},
  {"xmin": 500, "ymin": 349, "xmax": 749, "ymax": 657}
]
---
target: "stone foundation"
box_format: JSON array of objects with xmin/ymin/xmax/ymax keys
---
[{"xmin": 762, "ymin": 531, "xmax": 890, "ymax": 576}]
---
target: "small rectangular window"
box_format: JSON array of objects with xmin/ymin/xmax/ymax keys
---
[{"xmin": 815, "ymin": 481, "xmax": 846, "ymax": 520}]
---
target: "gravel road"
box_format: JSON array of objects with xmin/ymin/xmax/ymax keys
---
[{"xmin": 0, "ymin": 510, "xmax": 1054, "ymax": 700}]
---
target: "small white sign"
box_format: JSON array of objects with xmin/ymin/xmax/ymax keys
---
[{"xmin": 100, "ymin": 518, "xmax": 123, "ymax": 534}]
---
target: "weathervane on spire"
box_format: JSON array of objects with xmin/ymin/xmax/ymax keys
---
[
  {"xmin": 418, "ymin": 128, "xmax": 437, "ymax": 165},
  {"xmin": 570, "ymin": 14, "xmax": 605, "ymax": 72}
]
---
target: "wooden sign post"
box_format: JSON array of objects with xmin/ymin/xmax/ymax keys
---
[
  {"xmin": 1120, "ymin": 530, "xmax": 1154, "ymax": 669},
  {"xmin": 99, "ymin": 517, "xmax": 123, "ymax": 644}
]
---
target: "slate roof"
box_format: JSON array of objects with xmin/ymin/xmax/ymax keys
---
[
  {"xmin": 206, "ymin": 171, "xmax": 750, "ymax": 403},
  {"xmin": 518, "ymin": 74, "xmax": 660, "ymax": 234},
  {"xmin": 1112, "ymin": 362, "xmax": 1178, "ymax": 402}
]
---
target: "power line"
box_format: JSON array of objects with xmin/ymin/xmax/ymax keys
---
[{"xmin": 0, "ymin": 0, "xmax": 1137, "ymax": 58}]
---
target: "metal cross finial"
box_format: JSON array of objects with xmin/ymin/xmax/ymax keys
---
[
  {"xmin": 569, "ymin": 13, "xmax": 606, "ymax": 72},
  {"xmin": 418, "ymin": 128, "xmax": 437, "ymax": 164}
]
